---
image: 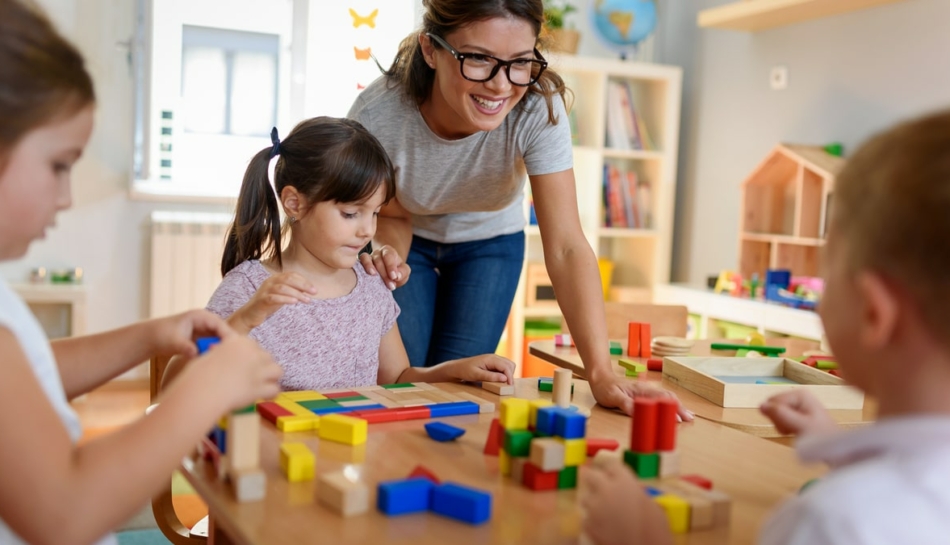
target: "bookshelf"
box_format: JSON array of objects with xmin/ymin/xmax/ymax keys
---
[
  {"xmin": 697, "ymin": 0, "xmax": 909, "ymax": 32},
  {"xmin": 503, "ymin": 55, "xmax": 683, "ymax": 375}
]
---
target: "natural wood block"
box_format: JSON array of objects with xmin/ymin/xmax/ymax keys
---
[
  {"xmin": 317, "ymin": 470, "xmax": 369, "ymax": 517},
  {"xmin": 661, "ymin": 357, "xmax": 864, "ymax": 409},
  {"xmin": 226, "ymin": 412, "xmax": 260, "ymax": 471},
  {"xmin": 591, "ymin": 448, "xmax": 623, "ymax": 467},
  {"xmin": 511, "ymin": 457, "xmax": 528, "ymax": 485},
  {"xmin": 455, "ymin": 392, "xmax": 496, "ymax": 414},
  {"xmin": 529, "ymin": 438, "xmax": 566, "ymax": 472},
  {"xmin": 659, "ymin": 450, "xmax": 681, "ymax": 478},
  {"xmin": 553, "ymin": 368, "xmax": 572, "ymax": 408},
  {"xmin": 229, "ymin": 467, "xmax": 266, "ymax": 502},
  {"xmin": 482, "ymin": 381, "xmax": 515, "ymax": 396},
  {"xmin": 655, "ymin": 481, "xmax": 713, "ymax": 530}
]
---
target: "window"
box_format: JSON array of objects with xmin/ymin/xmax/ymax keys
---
[{"xmin": 132, "ymin": 0, "xmax": 418, "ymax": 200}]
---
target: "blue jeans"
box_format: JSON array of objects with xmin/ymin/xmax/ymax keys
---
[{"xmin": 394, "ymin": 232, "xmax": 525, "ymax": 367}]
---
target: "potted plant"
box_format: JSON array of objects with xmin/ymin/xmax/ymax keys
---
[{"xmin": 543, "ymin": 1, "xmax": 580, "ymax": 55}]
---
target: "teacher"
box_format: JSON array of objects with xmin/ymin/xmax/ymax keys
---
[{"xmin": 351, "ymin": 0, "xmax": 688, "ymax": 417}]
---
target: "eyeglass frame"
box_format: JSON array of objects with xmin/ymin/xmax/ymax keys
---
[{"xmin": 425, "ymin": 32, "xmax": 548, "ymax": 87}]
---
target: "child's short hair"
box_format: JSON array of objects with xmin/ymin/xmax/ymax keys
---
[
  {"xmin": 0, "ymin": 0, "xmax": 95, "ymax": 167},
  {"xmin": 832, "ymin": 110, "xmax": 950, "ymax": 343}
]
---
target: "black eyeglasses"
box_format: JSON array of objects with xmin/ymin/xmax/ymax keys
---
[{"xmin": 426, "ymin": 33, "xmax": 548, "ymax": 87}]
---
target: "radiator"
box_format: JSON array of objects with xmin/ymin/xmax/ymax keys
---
[{"xmin": 149, "ymin": 211, "xmax": 232, "ymax": 318}]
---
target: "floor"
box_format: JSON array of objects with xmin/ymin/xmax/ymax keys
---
[{"xmin": 72, "ymin": 379, "xmax": 151, "ymax": 441}]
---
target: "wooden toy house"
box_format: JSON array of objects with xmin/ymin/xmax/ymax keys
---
[{"xmin": 738, "ymin": 144, "xmax": 845, "ymax": 279}]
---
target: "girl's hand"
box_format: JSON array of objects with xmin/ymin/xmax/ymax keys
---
[
  {"xmin": 150, "ymin": 310, "xmax": 237, "ymax": 358},
  {"xmin": 359, "ymin": 245, "xmax": 410, "ymax": 291},
  {"xmin": 230, "ymin": 272, "xmax": 317, "ymax": 333},
  {"xmin": 588, "ymin": 372, "xmax": 694, "ymax": 421},
  {"xmin": 581, "ymin": 460, "xmax": 673, "ymax": 545},
  {"xmin": 442, "ymin": 354, "xmax": 515, "ymax": 385},
  {"xmin": 184, "ymin": 335, "xmax": 283, "ymax": 411},
  {"xmin": 760, "ymin": 390, "xmax": 838, "ymax": 437}
]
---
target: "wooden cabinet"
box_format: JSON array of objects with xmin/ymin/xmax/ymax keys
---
[{"xmin": 503, "ymin": 55, "xmax": 683, "ymax": 375}]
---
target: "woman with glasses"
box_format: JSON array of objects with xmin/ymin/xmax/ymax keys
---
[{"xmin": 349, "ymin": 0, "xmax": 690, "ymax": 419}]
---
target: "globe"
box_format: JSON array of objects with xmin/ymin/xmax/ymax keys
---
[{"xmin": 589, "ymin": 0, "xmax": 657, "ymax": 55}]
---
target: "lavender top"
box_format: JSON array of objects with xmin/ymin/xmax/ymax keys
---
[{"xmin": 207, "ymin": 260, "xmax": 399, "ymax": 390}]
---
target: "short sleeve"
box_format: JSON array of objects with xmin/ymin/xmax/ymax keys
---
[
  {"xmin": 520, "ymin": 93, "xmax": 574, "ymax": 177},
  {"xmin": 206, "ymin": 269, "xmax": 257, "ymax": 320}
]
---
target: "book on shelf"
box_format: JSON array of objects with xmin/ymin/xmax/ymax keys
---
[
  {"xmin": 605, "ymin": 80, "xmax": 656, "ymax": 152},
  {"xmin": 602, "ymin": 164, "xmax": 653, "ymax": 229}
]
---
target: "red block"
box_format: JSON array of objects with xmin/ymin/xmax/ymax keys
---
[
  {"xmin": 647, "ymin": 358, "xmax": 663, "ymax": 371},
  {"xmin": 389, "ymin": 406, "xmax": 432, "ymax": 421},
  {"xmin": 829, "ymin": 369, "xmax": 841, "ymax": 377},
  {"xmin": 484, "ymin": 418, "xmax": 502, "ymax": 456},
  {"xmin": 627, "ymin": 322, "xmax": 641, "ymax": 357},
  {"xmin": 350, "ymin": 408, "xmax": 403, "ymax": 423},
  {"xmin": 656, "ymin": 398, "xmax": 678, "ymax": 451},
  {"xmin": 256, "ymin": 401, "xmax": 293, "ymax": 426},
  {"xmin": 408, "ymin": 465, "xmax": 441, "ymax": 484},
  {"xmin": 523, "ymin": 462, "xmax": 559, "ymax": 491},
  {"xmin": 639, "ymin": 323, "xmax": 652, "ymax": 358},
  {"xmin": 631, "ymin": 398, "xmax": 658, "ymax": 453},
  {"xmin": 681, "ymin": 474, "xmax": 713, "ymax": 490},
  {"xmin": 586, "ymin": 438, "xmax": 620, "ymax": 457},
  {"xmin": 324, "ymin": 391, "xmax": 362, "ymax": 399}
]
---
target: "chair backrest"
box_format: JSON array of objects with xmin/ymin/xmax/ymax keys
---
[{"xmin": 562, "ymin": 303, "xmax": 689, "ymax": 340}]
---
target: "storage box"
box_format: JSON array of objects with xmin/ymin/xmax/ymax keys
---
[
  {"xmin": 526, "ymin": 262, "xmax": 557, "ymax": 307},
  {"xmin": 661, "ymin": 357, "xmax": 863, "ymax": 409}
]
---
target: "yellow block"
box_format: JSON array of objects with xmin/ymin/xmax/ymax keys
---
[
  {"xmin": 319, "ymin": 414, "xmax": 368, "ymax": 446},
  {"xmin": 500, "ymin": 398, "xmax": 529, "ymax": 430},
  {"xmin": 277, "ymin": 414, "xmax": 320, "ymax": 432},
  {"xmin": 528, "ymin": 399, "xmax": 554, "ymax": 429},
  {"xmin": 558, "ymin": 438, "xmax": 587, "ymax": 467},
  {"xmin": 499, "ymin": 450, "xmax": 511, "ymax": 476},
  {"xmin": 274, "ymin": 399, "xmax": 312, "ymax": 417},
  {"xmin": 655, "ymin": 494, "xmax": 690, "ymax": 534},
  {"xmin": 279, "ymin": 442, "xmax": 315, "ymax": 482},
  {"xmin": 277, "ymin": 390, "xmax": 328, "ymax": 401}
]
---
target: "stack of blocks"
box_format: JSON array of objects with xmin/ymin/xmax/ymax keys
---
[
  {"xmin": 627, "ymin": 322, "xmax": 653, "ymax": 358},
  {"xmin": 377, "ymin": 476, "xmax": 492, "ymax": 525},
  {"xmin": 620, "ymin": 397, "xmax": 732, "ymax": 533}
]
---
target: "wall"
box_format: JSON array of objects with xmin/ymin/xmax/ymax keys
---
[{"xmin": 673, "ymin": 0, "xmax": 950, "ymax": 283}]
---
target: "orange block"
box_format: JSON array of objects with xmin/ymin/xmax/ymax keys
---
[
  {"xmin": 639, "ymin": 323, "xmax": 652, "ymax": 358},
  {"xmin": 627, "ymin": 322, "xmax": 641, "ymax": 357}
]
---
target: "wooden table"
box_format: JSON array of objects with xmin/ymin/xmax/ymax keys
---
[
  {"xmin": 183, "ymin": 380, "xmax": 825, "ymax": 545},
  {"xmin": 529, "ymin": 339, "xmax": 876, "ymax": 439}
]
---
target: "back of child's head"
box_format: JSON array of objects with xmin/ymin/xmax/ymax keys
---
[
  {"xmin": 0, "ymin": 0, "xmax": 95, "ymax": 169},
  {"xmin": 832, "ymin": 109, "xmax": 950, "ymax": 345},
  {"xmin": 221, "ymin": 116, "xmax": 396, "ymax": 276}
]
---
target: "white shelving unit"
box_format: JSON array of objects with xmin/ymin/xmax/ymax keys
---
[
  {"xmin": 13, "ymin": 283, "xmax": 87, "ymax": 339},
  {"xmin": 504, "ymin": 55, "xmax": 682, "ymax": 375}
]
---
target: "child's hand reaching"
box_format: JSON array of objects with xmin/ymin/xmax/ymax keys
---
[
  {"xmin": 180, "ymin": 334, "xmax": 283, "ymax": 412},
  {"xmin": 760, "ymin": 390, "xmax": 839, "ymax": 437},
  {"xmin": 149, "ymin": 309, "xmax": 240, "ymax": 359},
  {"xmin": 229, "ymin": 272, "xmax": 318, "ymax": 334},
  {"xmin": 440, "ymin": 354, "xmax": 515, "ymax": 385},
  {"xmin": 581, "ymin": 460, "xmax": 673, "ymax": 545}
]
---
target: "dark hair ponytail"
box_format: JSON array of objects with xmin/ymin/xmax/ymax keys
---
[
  {"xmin": 221, "ymin": 116, "xmax": 396, "ymax": 276},
  {"xmin": 221, "ymin": 147, "xmax": 284, "ymax": 276}
]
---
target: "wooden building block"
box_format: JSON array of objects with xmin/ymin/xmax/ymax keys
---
[
  {"xmin": 591, "ymin": 448, "xmax": 623, "ymax": 467},
  {"xmin": 319, "ymin": 414, "xmax": 369, "ymax": 445},
  {"xmin": 627, "ymin": 322, "xmax": 641, "ymax": 357},
  {"xmin": 659, "ymin": 450, "xmax": 681, "ymax": 478},
  {"xmin": 226, "ymin": 412, "xmax": 260, "ymax": 472},
  {"xmin": 482, "ymin": 381, "xmax": 515, "ymax": 396},
  {"xmin": 499, "ymin": 450, "xmax": 511, "ymax": 476},
  {"xmin": 277, "ymin": 390, "xmax": 327, "ymax": 402},
  {"xmin": 408, "ymin": 465, "xmax": 441, "ymax": 484},
  {"xmin": 586, "ymin": 438, "xmax": 620, "ymax": 457},
  {"xmin": 553, "ymin": 368, "xmax": 573, "ymax": 408},
  {"xmin": 318, "ymin": 470, "xmax": 369, "ymax": 517},
  {"xmin": 654, "ymin": 494, "xmax": 690, "ymax": 534},
  {"xmin": 276, "ymin": 414, "xmax": 319, "ymax": 432},
  {"xmin": 484, "ymin": 418, "xmax": 502, "ymax": 456},
  {"xmin": 455, "ymin": 392, "xmax": 496, "ymax": 414},
  {"xmin": 656, "ymin": 398, "xmax": 679, "ymax": 451},
  {"xmin": 256, "ymin": 401, "xmax": 293, "ymax": 426},
  {"xmin": 559, "ymin": 438, "xmax": 587, "ymax": 467},
  {"xmin": 639, "ymin": 323, "xmax": 652, "ymax": 358},
  {"xmin": 658, "ymin": 481, "xmax": 714, "ymax": 530},
  {"xmin": 279, "ymin": 442, "xmax": 315, "ymax": 482},
  {"xmin": 680, "ymin": 474, "xmax": 713, "ymax": 490},
  {"xmin": 274, "ymin": 399, "xmax": 313, "ymax": 416},
  {"xmin": 631, "ymin": 398, "xmax": 658, "ymax": 452},
  {"xmin": 529, "ymin": 438, "xmax": 566, "ymax": 472},
  {"xmin": 528, "ymin": 399, "xmax": 554, "ymax": 429},
  {"xmin": 397, "ymin": 398, "xmax": 434, "ymax": 407},
  {"xmin": 511, "ymin": 457, "xmax": 528, "ymax": 485},
  {"xmin": 228, "ymin": 467, "xmax": 266, "ymax": 502},
  {"xmin": 499, "ymin": 398, "xmax": 529, "ymax": 430},
  {"xmin": 522, "ymin": 462, "xmax": 559, "ymax": 491},
  {"xmin": 504, "ymin": 429, "xmax": 534, "ymax": 457}
]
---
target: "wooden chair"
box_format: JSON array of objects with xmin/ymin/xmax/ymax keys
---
[
  {"xmin": 562, "ymin": 302, "xmax": 689, "ymax": 340},
  {"xmin": 149, "ymin": 355, "xmax": 207, "ymax": 545}
]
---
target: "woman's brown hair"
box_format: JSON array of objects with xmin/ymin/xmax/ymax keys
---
[{"xmin": 383, "ymin": 0, "xmax": 570, "ymax": 125}]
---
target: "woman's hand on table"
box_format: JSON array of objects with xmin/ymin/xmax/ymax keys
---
[
  {"xmin": 360, "ymin": 245, "xmax": 410, "ymax": 290},
  {"xmin": 589, "ymin": 372, "xmax": 694, "ymax": 421}
]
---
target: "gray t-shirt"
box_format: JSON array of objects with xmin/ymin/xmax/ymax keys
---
[{"xmin": 348, "ymin": 77, "xmax": 574, "ymax": 244}]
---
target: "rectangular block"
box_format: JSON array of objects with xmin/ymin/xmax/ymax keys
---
[
  {"xmin": 454, "ymin": 392, "xmax": 496, "ymax": 414},
  {"xmin": 499, "ymin": 398, "xmax": 530, "ymax": 430},
  {"xmin": 277, "ymin": 390, "xmax": 327, "ymax": 402},
  {"xmin": 395, "ymin": 398, "xmax": 434, "ymax": 406},
  {"xmin": 382, "ymin": 383, "xmax": 417, "ymax": 389},
  {"xmin": 655, "ymin": 494, "xmax": 690, "ymax": 534},
  {"xmin": 299, "ymin": 399, "xmax": 342, "ymax": 410},
  {"xmin": 657, "ymin": 480, "xmax": 713, "ymax": 530},
  {"xmin": 618, "ymin": 358, "xmax": 647, "ymax": 373},
  {"xmin": 226, "ymin": 412, "xmax": 260, "ymax": 472},
  {"xmin": 586, "ymin": 438, "xmax": 620, "ymax": 457},
  {"xmin": 338, "ymin": 398, "xmax": 385, "ymax": 408},
  {"xmin": 559, "ymin": 438, "xmax": 587, "ymax": 467},
  {"xmin": 229, "ymin": 467, "xmax": 266, "ymax": 502},
  {"xmin": 528, "ymin": 399, "xmax": 554, "ymax": 429},
  {"xmin": 310, "ymin": 406, "xmax": 361, "ymax": 416},
  {"xmin": 274, "ymin": 399, "xmax": 312, "ymax": 416},
  {"xmin": 529, "ymin": 438, "xmax": 566, "ymax": 472},
  {"xmin": 553, "ymin": 408, "xmax": 587, "ymax": 439},
  {"xmin": 523, "ymin": 462, "xmax": 559, "ymax": 491},
  {"xmin": 350, "ymin": 409, "xmax": 403, "ymax": 424},
  {"xmin": 482, "ymin": 382, "xmax": 515, "ymax": 396},
  {"xmin": 377, "ymin": 477, "xmax": 432, "ymax": 516},
  {"xmin": 511, "ymin": 457, "xmax": 528, "ymax": 485},
  {"xmin": 609, "ymin": 340, "xmax": 623, "ymax": 355},
  {"xmin": 279, "ymin": 442, "xmax": 315, "ymax": 482},
  {"xmin": 659, "ymin": 450, "xmax": 681, "ymax": 478},
  {"xmin": 428, "ymin": 401, "xmax": 480, "ymax": 418},
  {"xmin": 318, "ymin": 470, "xmax": 369, "ymax": 517},
  {"xmin": 639, "ymin": 323, "xmax": 652, "ymax": 358},
  {"xmin": 535, "ymin": 406, "xmax": 558, "ymax": 436},
  {"xmin": 319, "ymin": 414, "xmax": 368, "ymax": 445},
  {"xmin": 504, "ymin": 429, "xmax": 534, "ymax": 457},
  {"xmin": 430, "ymin": 483, "xmax": 492, "ymax": 525},
  {"xmin": 627, "ymin": 322, "xmax": 641, "ymax": 357},
  {"xmin": 276, "ymin": 414, "xmax": 319, "ymax": 432},
  {"xmin": 388, "ymin": 406, "xmax": 432, "ymax": 421},
  {"xmin": 499, "ymin": 450, "xmax": 511, "ymax": 476},
  {"xmin": 557, "ymin": 466, "xmax": 578, "ymax": 489},
  {"xmin": 624, "ymin": 450, "xmax": 659, "ymax": 479}
]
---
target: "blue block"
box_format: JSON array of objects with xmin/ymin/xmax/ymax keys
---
[
  {"xmin": 377, "ymin": 477, "xmax": 433, "ymax": 516},
  {"xmin": 553, "ymin": 408, "xmax": 587, "ymax": 439},
  {"xmin": 309, "ymin": 406, "xmax": 360, "ymax": 415},
  {"xmin": 340, "ymin": 403, "xmax": 386, "ymax": 413},
  {"xmin": 428, "ymin": 401, "xmax": 479, "ymax": 418},
  {"xmin": 425, "ymin": 422, "xmax": 466, "ymax": 442},
  {"xmin": 211, "ymin": 426, "xmax": 226, "ymax": 454},
  {"xmin": 196, "ymin": 337, "xmax": 220, "ymax": 354},
  {"xmin": 535, "ymin": 406, "xmax": 558, "ymax": 436},
  {"xmin": 645, "ymin": 486, "xmax": 663, "ymax": 497},
  {"xmin": 430, "ymin": 482, "xmax": 492, "ymax": 525}
]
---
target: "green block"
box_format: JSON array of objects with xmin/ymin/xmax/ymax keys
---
[
  {"xmin": 233, "ymin": 404, "xmax": 257, "ymax": 414},
  {"xmin": 609, "ymin": 341, "xmax": 623, "ymax": 355},
  {"xmin": 623, "ymin": 450, "xmax": 659, "ymax": 479},
  {"xmin": 503, "ymin": 429, "xmax": 534, "ymax": 457},
  {"xmin": 625, "ymin": 368, "xmax": 638, "ymax": 378},
  {"xmin": 558, "ymin": 466, "xmax": 578, "ymax": 489},
  {"xmin": 331, "ymin": 395, "xmax": 369, "ymax": 402},
  {"xmin": 382, "ymin": 383, "xmax": 415, "ymax": 389},
  {"xmin": 710, "ymin": 342, "xmax": 785, "ymax": 355},
  {"xmin": 816, "ymin": 360, "xmax": 838, "ymax": 370},
  {"xmin": 298, "ymin": 399, "xmax": 340, "ymax": 410},
  {"xmin": 618, "ymin": 358, "xmax": 646, "ymax": 373},
  {"xmin": 538, "ymin": 381, "xmax": 553, "ymax": 392}
]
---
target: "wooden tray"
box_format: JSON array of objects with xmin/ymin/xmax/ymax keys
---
[{"xmin": 661, "ymin": 357, "xmax": 864, "ymax": 409}]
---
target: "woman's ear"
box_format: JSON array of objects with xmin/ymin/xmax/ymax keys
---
[
  {"xmin": 280, "ymin": 186, "xmax": 303, "ymax": 219},
  {"xmin": 419, "ymin": 33, "xmax": 436, "ymax": 69}
]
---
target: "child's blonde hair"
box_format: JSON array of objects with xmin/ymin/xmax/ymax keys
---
[{"xmin": 832, "ymin": 110, "xmax": 950, "ymax": 343}]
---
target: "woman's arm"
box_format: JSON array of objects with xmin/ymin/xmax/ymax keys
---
[{"xmin": 359, "ymin": 197, "xmax": 413, "ymax": 290}]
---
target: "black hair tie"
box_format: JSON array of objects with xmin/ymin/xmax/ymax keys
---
[{"xmin": 269, "ymin": 127, "xmax": 281, "ymax": 159}]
